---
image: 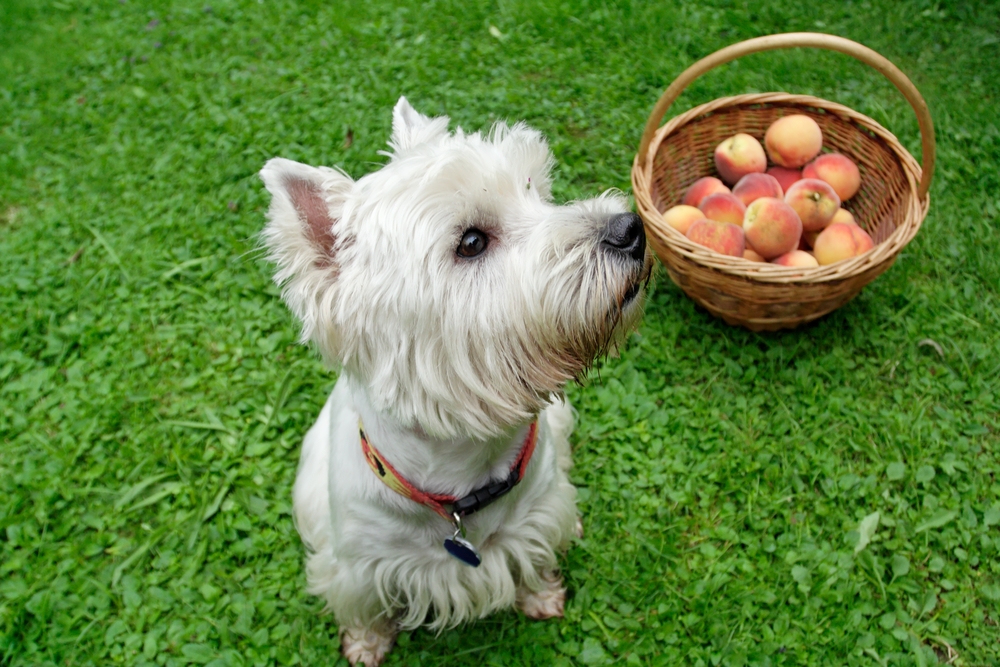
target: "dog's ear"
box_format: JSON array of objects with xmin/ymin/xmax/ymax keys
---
[
  {"xmin": 389, "ymin": 96, "xmax": 450, "ymax": 154},
  {"xmin": 260, "ymin": 157, "xmax": 352, "ymax": 266},
  {"xmin": 259, "ymin": 157, "xmax": 354, "ymax": 361}
]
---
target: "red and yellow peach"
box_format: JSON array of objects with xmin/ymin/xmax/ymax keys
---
[
  {"xmin": 681, "ymin": 177, "xmax": 731, "ymax": 207},
  {"xmin": 785, "ymin": 178, "xmax": 841, "ymax": 232},
  {"xmin": 732, "ymin": 173, "xmax": 784, "ymax": 207},
  {"xmin": 699, "ymin": 192, "xmax": 747, "ymax": 227},
  {"xmin": 686, "ymin": 218, "xmax": 746, "ymax": 257},
  {"xmin": 714, "ymin": 133, "xmax": 767, "ymax": 185},
  {"xmin": 661, "ymin": 205, "xmax": 704, "ymax": 235},
  {"xmin": 771, "ymin": 249, "xmax": 819, "ymax": 268},
  {"xmin": 742, "ymin": 197, "xmax": 803, "ymax": 259},
  {"xmin": 813, "ymin": 222, "xmax": 875, "ymax": 265},
  {"xmin": 766, "ymin": 166, "xmax": 802, "ymax": 193},
  {"xmin": 765, "ymin": 115, "xmax": 823, "ymax": 168},
  {"xmin": 830, "ymin": 208, "xmax": 856, "ymax": 226},
  {"xmin": 803, "ymin": 153, "xmax": 861, "ymax": 201}
]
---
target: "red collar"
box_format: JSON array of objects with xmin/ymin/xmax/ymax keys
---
[{"xmin": 359, "ymin": 420, "xmax": 538, "ymax": 521}]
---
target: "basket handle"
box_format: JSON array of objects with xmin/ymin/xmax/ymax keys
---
[{"xmin": 637, "ymin": 32, "xmax": 935, "ymax": 200}]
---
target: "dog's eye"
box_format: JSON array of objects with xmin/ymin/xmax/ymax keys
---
[{"xmin": 457, "ymin": 228, "xmax": 489, "ymax": 258}]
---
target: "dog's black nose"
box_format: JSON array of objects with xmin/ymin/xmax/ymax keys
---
[{"xmin": 602, "ymin": 212, "xmax": 646, "ymax": 262}]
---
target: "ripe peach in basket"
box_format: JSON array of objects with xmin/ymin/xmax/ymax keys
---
[
  {"xmin": 785, "ymin": 178, "xmax": 841, "ymax": 232},
  {"xmin": 681, "ymin": 177, "xmax": 730, "ymax": 207},
  {"xmin": 765, "ymin": 114, "xmax": 823, "ymax": 168},
  {"xmin": 813, "ymin": 222, "xmax": 875, "ymax": 265},
  {"xmin": 714, "ymin": 133, "xmax": 767, "ymax": 185},
  {"xmin": 830, "ymin": 208, "xmax": 856, "ymax": 226},
  {"xmin": 803, "ymin": 153, "xmax": 861, "ymax": 201},
  {"xmin": 771, "ymin": 249, "xmax": 819, "ymax": 268},
  {"xmin": 742, "ymin": 197, "xmax": 802, "ymax": 259},
  {"xmin": 699, "ymin": 193, "xmax": 747, "ymax": 226},
  {"xmin": 743, "ymin": 248, "xmax": 767, "ymax": 263},
  {"xmin": 686, "ymin": 218, "xmax": 745, "ymax": 257},
  {"xmin": 766, "ymin": 166, "xmax": 802, "ymax": 193},
  {"xmin": 732, "ymin": 173, "xmax": 784, "ymax": 206},
  {"xmin": 662, "ymin": 205, "xmax": 704, "ymax": 235}
]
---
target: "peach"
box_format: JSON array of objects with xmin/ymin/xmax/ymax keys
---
[
  {"xmin": 681, "ymin": 177, "xmax": 731, "ymax": 207},
  {"xmin": 686, "ymin": 218, "xmax": 745, "ymax": 257},
  {"xmin": 766, "ymin": 166, "xmax": 802, "ymax": 193},
  {"xmin": 813, "ymin": 222, "xmax": 875, "ymax": 265},
  {"xmin": 742, "ymin": 197, "xmax": 802, "ymax": 259},
  {"xmin": 830, "ymin": 208, "xmax": 856, "ymax": 226},
  {"xmin": 732, "ymin": 173, "xmax": 784, "ymax": 206},
  {"xmin": 714, "ymin": 133, "xmax": 767, "ymax": 185},
  {"xmin": 765, "ymin": 115, "xmax": 823, "ymax": 168},
  {"xmin": 662, "ymin": 205, "xmax": 704, "ymax": 235},
  {"xmin": 699, "ymin": 192, "xmax": 747, "ymax": 226},
  {"xmin": 771, "ymin": 250, "xmax": 819, "ymax": 268},
  {"xmin": 785, "ymin": 178, "xmax": 841, "ymax": 232},
  {"xmin": 743, "ymin": 248, "xmax": 767, "ymax": 263},
  {"xmin": 803, "ymin": 153, "xmax": 861, "ymax": 201}
]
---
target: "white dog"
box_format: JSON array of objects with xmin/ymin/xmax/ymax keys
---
[{"xmin": 260, "ymin": 98, "xmax": 650, "ymax": 666}]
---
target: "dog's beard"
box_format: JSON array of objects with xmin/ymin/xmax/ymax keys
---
[
  {"xmin": 340, "ymin": 249, "xmax": 651, "ymax": 441},
  {"xmin": 455, "ymin": 248, "xmax": 653, "ymax": 435},
  {"xmin": 564, "ymin": 248, "xmax": 654, "ymax": 380}
]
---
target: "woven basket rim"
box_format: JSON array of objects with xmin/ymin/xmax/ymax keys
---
[{"xmin": 633, "ymin": 92, "xmax": 928, "ymax": 285}]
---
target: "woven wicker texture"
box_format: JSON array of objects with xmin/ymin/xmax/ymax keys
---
[{"xmin": 632, "ymin": 34, "xmax": 934, "ymax": 331}]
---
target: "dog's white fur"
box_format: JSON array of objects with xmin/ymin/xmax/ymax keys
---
[{"xmin": 260, "ymin": 98, "xmax": 649, "ymax": 666}]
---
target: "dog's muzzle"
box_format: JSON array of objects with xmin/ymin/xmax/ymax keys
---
[
  {"xmin": 601, "ymin": 212, "xmax": 649, "ymax": 306},
  {"xmin": 601, "ymin": 212, "xmax": 646, "ymax": 263}
]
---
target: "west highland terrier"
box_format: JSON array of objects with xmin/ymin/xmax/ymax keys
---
[{"xmin": 260, "ymin": 97, "xmax": 651, "ymax": 666}]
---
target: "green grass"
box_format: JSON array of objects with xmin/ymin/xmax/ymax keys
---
[{"xmin": 1, "ymin": 0, "xmax": 999, "ymax": 665}]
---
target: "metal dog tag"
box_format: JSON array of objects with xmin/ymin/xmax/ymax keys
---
[
  {"xmin": 444, "ymin": 513, "xmax": 481, "ymax": 567},
  {"xmin": 444, "ymin": 534, "xmax": 482, "ymax": 567}
]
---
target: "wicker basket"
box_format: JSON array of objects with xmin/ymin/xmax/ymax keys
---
[{"xmin": 632, "ymin": 33, "xmax": 935, "ymax": 331}]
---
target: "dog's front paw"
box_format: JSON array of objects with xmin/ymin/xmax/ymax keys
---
[
  {"xmin": 340, "ymin": 624, "xmax": 397, "ymax": 667},
  {"xmin": 517, "ymin": 576, "xmax": 566, "ymax": 620}
]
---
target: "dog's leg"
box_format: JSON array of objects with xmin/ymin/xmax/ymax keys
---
[
  {"xmin": 340, "ymin": 619, "xmax": 398, "ymax": 667},
  {"xmin": 544, "ymin": 396, "xmax": 575, "ymax": 473},
  {"xmin": 516, "ymin": 571, "xmax": 566, "ymax": 620},
  {"xmin": 513, "ymin": 402, "xmax": 578, "ymax": 622},
  {"xmin": 295, "ymin": 390, "xmax": 398, "ymax": 666},
  {"xmin": 544, "ymin": 398, "xmax": 584, "ymax": 541},
  {"xmin": 294, "ymin": 397, "xmax": 334, "ymax": 558}
]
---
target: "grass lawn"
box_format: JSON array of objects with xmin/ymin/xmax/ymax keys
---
[{"xmin": 2, "ymin": 0, "xmax": 999, "ymax": 665}]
